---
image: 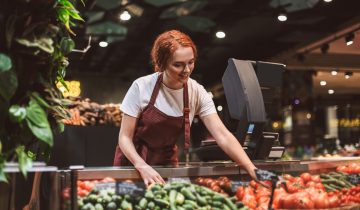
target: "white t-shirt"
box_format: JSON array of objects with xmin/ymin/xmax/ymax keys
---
[{"xmin": 120, "ymin": 72, "xmax": 216, "ymax": 124}]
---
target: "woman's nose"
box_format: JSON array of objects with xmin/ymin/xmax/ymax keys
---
[{"xmin": 183, "ymin": 64, "xmax": 191, "ymax": 73}]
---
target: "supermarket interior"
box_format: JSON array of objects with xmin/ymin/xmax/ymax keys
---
[{"xmin": 0, "ymin": 0, "xmax": 360, "ymax": 209}]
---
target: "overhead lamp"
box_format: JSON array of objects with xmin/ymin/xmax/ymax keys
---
[
  {"xmin": 119, "ymin": 11, "xmax": 131, "ymax": 21},
  {"xmin": 215, "ymin": 31, "xmax": 226, "ymax": 39},
  {"xmin": 217, "ymin": 105, "xmax": 223, "ymax": 112},
  {"xmin": 321, "ymin": 43, "xmax": 329, "ymax": 54},
  {"xmin": 99, "ymin": 41, "xmax": 108, "ymax": 47},
  {"xmin": 345, "ymin": 33, "xmax": 354, "ymax": 46},
  {"xmin": 328, "ymin": 89, "xmax": 334, "ymax": 94},
  {"xmin": 344, "ymin": 71, "xmax": 353, "ymax": 79},
  {"xmin": 277, "ymin": 13, "xmax": 287, "ymax": 22},
  {"xmin": 323, "ymin": 0, "xmax": 332, "ymax": 2},
  {"xmin": 320, "ymin": 81, "xmax": 327, "ymax": 86},
  {"xmin": 331, "ymin": 70, "xmax": 337, "ymax": 76}
]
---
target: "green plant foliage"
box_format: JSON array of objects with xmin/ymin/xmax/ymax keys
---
[{"xmin": 0, "ymin": 0, "xmax": 84, "ymax": 182}]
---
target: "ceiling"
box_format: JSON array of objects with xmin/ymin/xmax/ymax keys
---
[{"xmin": 68, "ymin": 0, "xmax": 360, "ymax": 91}]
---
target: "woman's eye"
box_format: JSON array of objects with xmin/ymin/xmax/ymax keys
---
[{"xmin": 173, "ymin": 63, "xmax": 182, "ymax": 67}]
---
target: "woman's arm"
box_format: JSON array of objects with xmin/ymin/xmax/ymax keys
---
[
  {"xmin": 118, "ymin": 114, "xmax": 165, "ymax": 185},
  {"xmin": 200, "ymin": 113, "xmax": 257, "ymax": 180}
]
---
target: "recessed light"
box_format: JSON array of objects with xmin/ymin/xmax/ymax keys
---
[
  {"xmin": 215, "ymin": 31, "xmax": 226, "ymax": 39},
  {"xmin": 120, "ymin": 11, "xmax": 131, "ymax": 21},
  {"xmin": 328, "ymin": 89, "xmax": 334, "ymax": 94},
  {"xmin": 99, "ymin": 41, "xmax": 108, "ymax": 47},
  {"xmin": 331, "ymin": 70, "xmax": 337, "ymax": 76},
  {"xmin": 320, "ymin": 81, "xmax": 327, "ymax": 86},
  {"xmin": 323, "ymin": 0, "xmax": 332, "ymax": 2},
  {"xmin": 277, "ymin": 13, "xmax": 287, "ymax": 22}
]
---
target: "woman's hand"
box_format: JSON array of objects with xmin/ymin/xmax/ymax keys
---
[{"xmin": 136, "ymin": 164, "xmax": 165, "ymax": 186}]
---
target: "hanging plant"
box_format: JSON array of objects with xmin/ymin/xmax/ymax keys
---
[{"xmin": 0, "ymin": 0, "xmax": 84, "ymax": 182}]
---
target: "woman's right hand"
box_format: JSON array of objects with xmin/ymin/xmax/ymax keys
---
[{"xmin": 135, "ymin": 164, "xmax": 165, "ymax": 186}]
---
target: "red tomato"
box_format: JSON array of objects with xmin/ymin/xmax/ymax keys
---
[
  {"xmin": 293, "ymin": 177, "xmax": 305, "ymax": 186},
  {"xmin": 305, "ymin": 181, "xmax": 316, "ymax": 188},
  {"xmin": 102, "ymin": 177, "xmax": 116, "ymax": 182},
  {"xmin": 336, "ymin": 165, "xmax": 347, "ymax": 173},
  {"xmin": 286, "ymin": 181, "xmax": 302, "ymax": 193},
  {"xmin": 272, "ymin": 187, "xmax": 287, "ymax": 209},
  {"xmin": 242, "ymin": 188, "xmax": 257, "ymax": 209},
  {"xmin": 328, "ymin": 194, "xmax": 340, "ymax": 208},
  {"xmin": 311, "ymin": 175, "xmax": 321, "ymax": 183},
  {"xmin": 315, "ymin": 182, "xmax": 325, "ymax": 190},
  {"xmin": 78, "ymin": 189, "xmax": 88, "ymax": 197},
  {"xmin": 249, "ymin": 180, "xmax": 258, "ymax": 189},
  {"xmin": 312, "ymin": 191, "xmax": 330, "ymax": 209},
  {"xmin": 300, "ymin": 172, "xmax": 312, "ymax": 183},
  {"xmin": 236, "ymin": 186, "xmax": 244, "ymax": 201},
  {"xmin": 282, "ymin": 192, "xmax": 314, "ymax": 209},
  {"xmin": 283, "ymin": 174, "xmax": 295, "ymax": 181}
]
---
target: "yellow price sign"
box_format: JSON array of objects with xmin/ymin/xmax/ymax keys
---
[{"xmin": 56, "ymin": 80, "xmax": 81, "ymax": 97}]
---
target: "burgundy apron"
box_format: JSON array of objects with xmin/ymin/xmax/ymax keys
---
[{"xmin": 113, "ymin": 73, "xmax": 190, "ymax": 166}]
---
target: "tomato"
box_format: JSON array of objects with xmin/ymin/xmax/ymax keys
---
[
  {"xmin": 236, "ymin": 186, "xmax": 244, "ymax": 200},
  {"xmin": 293, "ymin": 177, "xmax": 305, "ymax": 186},
  {"xmin": 336, "ymin": 165, "xmax": 347, "ymax": 173},
  {"xmin": 283, "ymin": 174, "xmax": 295, "ymax": 181},
  {"xmin": 328, "ymin": 194, "xmax": 340, "ymax": 208},
  {"xmin": 286, "ymin": 181, "xmax": 302, "ymax": 193},
  {"xmin": 272, "ymin": 187, "xmax": 287, "ymax": 209},
  {"xmin": 102, "ymin": 177, "xmax": 116, "ymax": 182},
  {"xmin": 242, "ymin": 187, "xmax": 257, "ymax": 209},
  {"xmin": 312, "ymin": 191, "xmax": 330, "ymax": 208},
  {"xmin": 249, "ymin": 180, "xmax": 258, "ymax": 189},
  {"xmin": 315, "ymin": 182, "xmax": 325, "ymax": 190},
  {"xmin": 78, "ymin": 189, "xmax": 88, "ymax": 197},
  {"xmin": 305, "ymin": 181, "xmax": 316, "ymax": 188},
  {"xmin": 300, "ymin": 172, "xmax": 312, "ymax": 183},
  {"xmin": 311, "ymin": 175, "xmax": 321, "ymax": 183},
  {"xmin": 282, "ymin": 192, "xmax": 314, "ymax": 209}
]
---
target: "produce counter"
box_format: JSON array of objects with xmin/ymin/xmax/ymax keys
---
[
  {"xmin": 75, "ymin": 158, "xmax": 360, "ymax": 180},
  {"xmin": 61, "ymin": 158, "xmax": 360, "ymax": 210}
]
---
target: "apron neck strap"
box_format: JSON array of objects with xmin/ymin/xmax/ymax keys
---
[
  {"xmin": 183, "ymin": 82, "xmax": 190, "ymax": 152},
  {"xmin": 149, "ymin": 73, "xmax": 163, "ymax": 106}
]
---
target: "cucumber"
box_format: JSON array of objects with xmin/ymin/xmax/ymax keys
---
[
  {"xmin": 196, "ymin": 193, "xmax": 207, "ymax": 206},
  {"xmin": 154, "ymin": 198, "xmax": 170, "ymax": 208},
  {"xmin": 176, "ymin": 192, "xmax": 185, "ymax": 205},
  {"xmin": 139, "ymin": 198, "xmax": 148, "ymax": 209},
  {"xmin": 180, "ymin": 188, "xmax": 196, "ymax": 201}
]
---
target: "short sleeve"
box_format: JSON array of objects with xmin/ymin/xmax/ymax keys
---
[
  {"xmin": 197, "ymin": 84, "xmax": 217, "ymax": 118},
  {"xmin": 120, "ymin": 81, "xmax": 141, "ymax": 118}
]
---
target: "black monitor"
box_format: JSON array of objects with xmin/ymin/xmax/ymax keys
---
[{"xmin": 222, "ymin": 58, "xmax": 284, "ymax": 159}]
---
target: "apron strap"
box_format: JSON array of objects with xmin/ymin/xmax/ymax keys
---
[
  {"xmin": 149, "ymin": 73, "xmax": 163, "ymax": 106},
  {"xmin": 183, "ymin": 82, "xmax": 190, "ymax": 152}
]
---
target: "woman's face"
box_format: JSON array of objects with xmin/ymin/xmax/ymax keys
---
[{"xmin": 163, "ymin": 46, "xmax": 195, "ymax": 89}]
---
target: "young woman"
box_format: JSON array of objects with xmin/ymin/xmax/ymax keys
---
[{"xmin": 114, "ymin": 30, "xmax": 257, "ymax": 186}]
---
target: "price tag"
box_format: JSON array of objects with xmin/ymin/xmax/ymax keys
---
[
  {"xmin": 230, "ymin": 181, "xmax": 248, "ymax": 193},
  {"xmin": 95, "ymin": 182, "xmax": 116, "ymax": 191},
  {"xmin": 255, "ymin": 169, "xmax": 277, "ymax": 181},
  {"xmin": 167, "ymin": 177, "xmax": 191, "ymax": 184},
  {"xmin": 116, "ymin": 182, "xmax": 145, "ymax": 196}
]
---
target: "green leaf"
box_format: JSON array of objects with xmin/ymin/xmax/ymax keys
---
[
  {"xmin": 68, "ymin": 9, "xmax": 84, "ymax": 21},
  {"xmin": 26, "ymin": 121, "xmax": 53, "ymax": 146},
  {"xmin": 59, "ymin": 0, "xmax": 75, "ymax": 9},
  {"xmin": 57, "ymin": 8, "xmax": 70, "ymax": 25},
  {"xmin": 26, "ymin": 100, "xmax": 49, "ymax": 128},
  {"xmin": 0, "ymin": 163, "xmax": 8, "ymax": 183},
  {"xmin": 16, "ymin": 146, "xmax": 33, "ymax": 178},
  {"xmin": 0, "ymin": 69, "xmax": 18, "ymax": 101},
  {"xmin": 60, "ymin": 37, "xmax": 75, "ymax": 55},
  {"xmin": 9, "ymin": 105, "xmax": 26, "ymax": 123},
  {"xmin": 0, "ymin": 53, "xmax": 12, "ymax": 72},
  {"xmin": 29, "ymin": 92, "xmax": 50, "ymax": 109},
  {"xmin": 58, "ymin": 122, "xmax": 65, "ymax": 133},
  {"xmin": 25, "ymin": 99, "xmax": 53, "ymax": 146}
]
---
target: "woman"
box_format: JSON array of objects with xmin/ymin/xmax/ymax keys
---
[{"xmin": 114, "ymin": 30, "xmax": 258, "ymax": 186}]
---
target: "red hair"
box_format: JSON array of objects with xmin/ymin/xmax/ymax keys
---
[{"xmin": 151, "ymin": 30, "xmax": 197, "ymax": 72}]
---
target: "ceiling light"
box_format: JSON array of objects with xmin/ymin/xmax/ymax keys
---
[
  {"xmin": 306, "ymin": 113, "xmax": 311, "ymax": 119},
  {"xmin": 99, "ymin": 41, "xmax": 108, "ymax": 47},
  {"xmin": 120, "ymin": 11, "xmax": 131, "ymax": 21},
  {"xmin": 217, "ymin": 105, "xmax": 223, "ymax": 112},
  {"xmin": 323, "ymin": 0, "xmax": 332, "ymax": 2},
  {"xmin": 215, "ymin": 31, "xmax": 226, "ymax": 39},
  {"xmin": 321, "ymin": 43, "xmax": 329, "ymax": 54},
  {"xmin": 320, "ymin": 81, "xmax": 327, "ymax": 86},
  {"xmin": 277, "ymin": 13, "xmax": 287, "ymax": 22},
  {"xmin": 331, "ymin": 70, "xmax": 337, "ymax": 76},
  {"xmin": 344, "ymin": 71, "xmax": 353, "ymax": 79},
  {"xmin": 328, "ymin": 89, "xmax": 334, "ymax": 94},
  {"xmin": 345, "ymin": 33, "xmax": 354, "ymax": 46}
]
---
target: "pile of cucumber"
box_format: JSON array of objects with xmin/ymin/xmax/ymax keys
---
[
  {"xmin": 320, "ymin": 172, "xmax": 357, "ymax": 192},
  {"xmin": 136, "ymin": 182, "xmax": 248, "ymax": 210},
  {"xmin": 78, "ymin": 188, "xmax": 137, "ymax": 210}
]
